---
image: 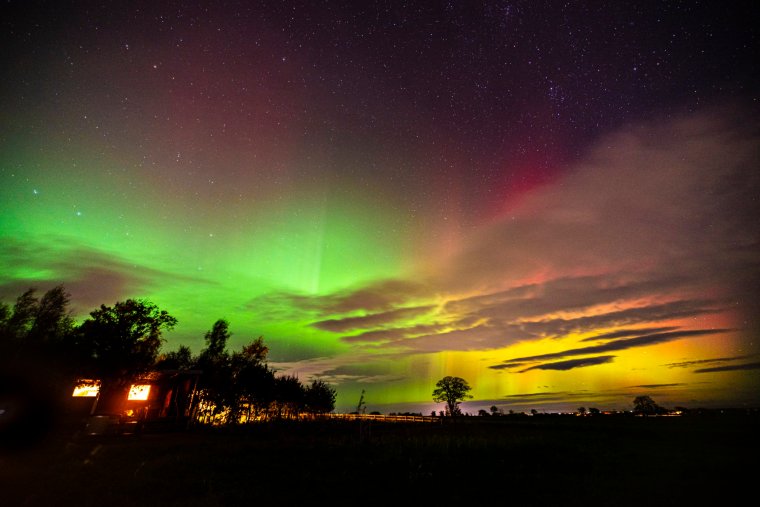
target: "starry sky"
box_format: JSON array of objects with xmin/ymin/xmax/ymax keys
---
[{"xmin": 2, "ymin": 1, "xmax": 759, "ymax": 414}]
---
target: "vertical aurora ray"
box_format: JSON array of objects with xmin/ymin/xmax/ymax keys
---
[{"xmin": 1, "ymin": 141, "xmax": 413, "ymax": 359}]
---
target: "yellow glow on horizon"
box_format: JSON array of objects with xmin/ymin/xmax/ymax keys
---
[{"xmin": 442, "ymin": 312, "xmax": 746, "ymax": 408}]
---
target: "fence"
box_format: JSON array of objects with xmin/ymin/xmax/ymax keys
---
[{"xmin": 313, "ymin": 413, "xmax": 441, "ymax": 423}]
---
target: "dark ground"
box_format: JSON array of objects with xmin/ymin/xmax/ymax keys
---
[{"xmin": 1, "ymin": 413, "xmax": 756, "ymax": 506}]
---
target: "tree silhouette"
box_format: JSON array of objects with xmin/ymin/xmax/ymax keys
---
[
  {"xmin": 0, "ymin": 286, "xmax": 75, "ymax": 448},
  {"xmin": 432, "ymin": 376, "xmax": 473, "ymax": 416},
  {"xmin": 194, "ymin": 319, "xmax": 234, "ymax": 420},
  {"xmin": 234, "ymin": 356, "xmax": 275, "ymax": 422},
  {"xmin": 201, "ymin": 319, "xmax": 231, "ymax": 359},
  {"xmin": 1, "ymin": 287, "xmax": 342, "ymax": 427},
  {"xmin": 1, "ymin": 288, "xmax": 38, "ymax": 342},
  {"xmin": 28, "ymin": 285, "xmax": 73, "ymax": 344},
  {"xmin": 304, "ymin": 379, "xmax": 337, "ymax": 414},
  {"xmin": 240, "ymin": 336, "xmax": 268, "ymax": 363},
  {"xmin": 578, "ymin": 406, "xmax": 587, "ymax": 416},
  {"xmin": 0, "ymin": 285, "xmax": 74, "ymax": 368},
  {"xmin": 230, "ymin": 337, "xmax": 275, "ymax": 422},
  {"xmin": 187, "ymin": 324, "xmax": 335, "ymax": 424},
  {"xmin": 633, "ymin": 395, "xmax": 662, "ymax": 416},
  {"xmin": 76, "ymin": 299, "xmax": 176, "ymax": 414},
  {"xmin": 274, "ymin": 374, "xmax": 305, "ymax": 419},
  {"xmin": 155, "ymin": 345, "xmax": 194, "ymax": 370}
]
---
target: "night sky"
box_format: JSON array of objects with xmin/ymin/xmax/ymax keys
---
[{"xmin": 2, "ymin": 1, "xmax": 758, "ymax": 414}]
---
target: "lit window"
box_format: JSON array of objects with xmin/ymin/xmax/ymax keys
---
[
  {"xmin": 128, "ymin": 384, "xmax": 151, "ymax": 400},
  {"xmin": 72, "ymin": 381, "xmax": 100, "ymax": 397}
]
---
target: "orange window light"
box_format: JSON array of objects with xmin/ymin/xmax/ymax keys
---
[
  {"xmin": 72, "ymin": 381, "xmax": 100, "ymax": 397},
  {"xmin": 128, "ymin": 384, "xmax": 151, "ymax": 401}
]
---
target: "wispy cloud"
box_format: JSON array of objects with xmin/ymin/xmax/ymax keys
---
[
  {"xmin": 496, "ymin": 390, "xmax": 607, "ymax": 407},
  {"xmin": 503, "ymin": 391, "xmax": 579, "ymax": 399},
  {"xmin": 0, "ymin": 237, "xmax": 208, "ymax": 315},
  {"xmin": 341, "ymin": 322, "xmax": 452, "ymax": 344},
  {"xmin": 629, "ymin": 383, "xmax": 686, "ymax": 389},
  {"xmin": 581, "ymin": 327, "xmax": 680, "ymax": 342},
  {"xmin": 694, "ymin": 362, "xmax": 760, "ymax": 374},
  {"xmin": 519, "ymin": 355, "xmax": 615, "ymax": 372},
  {"xmin": 511, "ymin": 301, "xmax": 722, "ymax": 339},
  {"xmin": 311, "ymin": 305, "xmax": 435, "ymax": 332},
  {"xmin": 268, "ymin": 352, "xmax": 408, "ymax": 386},
  {"xmin": 240, "ymin": 111, "xmax": 760, "ymax": 366},
  {"xmin": 664, "ymin": 354, "xmax": 758, "ymax": 369},
  {"xmin": 490, "ymin": 329, "xmax": 731, "ymax": 369}
]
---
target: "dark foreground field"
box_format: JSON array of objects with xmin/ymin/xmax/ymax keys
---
[{"xmin": 1, "ymin": 414, "xmax": 756, "ymax": 506}]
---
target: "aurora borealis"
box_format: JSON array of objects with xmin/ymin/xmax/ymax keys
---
[{"xmin": 1, "ymin": 1, "xmax": 758, "ymax": 414}]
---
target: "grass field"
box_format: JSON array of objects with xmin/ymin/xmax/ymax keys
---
[{"xmin": 1, "ymin": 413, "xmax": 756, "ymax": 506}]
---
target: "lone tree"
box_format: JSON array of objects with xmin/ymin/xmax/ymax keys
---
[
  {"xmin": 633, "ymin": 395, "xmax": 663, "ymax": 416},
  {"xmin": 432, "ymin": 376, "xmax": 472, "ymax": 416}
]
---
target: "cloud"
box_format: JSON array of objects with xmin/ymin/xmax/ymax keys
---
[
  {"xmin": 443, "ymin": 108, "xmax": 760, "ymax": 293},
  {"xmin": 445, "ymin": 275, "xmax": 695, "ymax": 325},
  {"xmin": 694, "ymin": 362, "xmax": 760, "ymax": 374},
  {"xmin": 245, "ymin": 292, "xmax": 325, "ymax": 321},
  {"xmin": 371, "ymin": 300, "xmax": 724, "ymax": 354},
  {"xmin": 341, "ymin": 322, "xmax": 451, "ymax": 343},
  {"xmin": 490, "ymin": 361, "xmax": 529, "ymax": 371},
  {"xmin": 581, "ymin": 327, "xmax": 680, "ymax": 342},
  {"xmin": 422, "ymin": 108, "xmax": 759, "ymax": 351},
  {"xmin": 0, "ymin": 237, "xmax": 207, "ymax": 315},
  {"xmin": 664, "ymin": 354, "xmax": 758, "ymax": 369},
  {"xmin": 311, "ymin": 305, "xmax": 435, "ymax": 332},
  {"xmin": 343, "ymin": 315, "xmax": 484, "ymax": 347},
  {"xmin": 252, "ymin": 109, "xmax": 759, "ymax": 362},
  {"xmin": 629, "ymin": 383, "xmax": 686, "ymax": 389},
  {"xmin": 270, "ymin": 279, "xmax": 431, "ymax": 315},
  {"xmin": 496, "ymin": 390, "xmax": 612, "ymax": 407},
  {"xmin": 381, "ymin": 323, "xmax": 505, "ymax": 352},
  {"xmin": 268, "ymin": 352, "xmax": 407, "ymax": 386},
  {"xmin": 511, "ymin": 300, "xmax": 722, "ymax": 339},
  {"xmin": 519, "ymin": 355, "xmax": 615, "ymax": 372},
  {"xmin": 503, "ymin": 391, "xmax": 578, "ymax": 399},
  {"xmin": 490, "ymin": 329, "xmax": 731, "ymax": 369},
  {"xmin": 492, "ymin": 386, "xmax": 664, "ymax": 409},
  {"xmin": 0, "ymin": 266, "xmax": 136, "ymax": 315}
]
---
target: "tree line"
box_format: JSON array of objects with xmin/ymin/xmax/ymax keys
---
[
  {"xmin": 0, "ymin": 285, "xmax": 336, "ymax": 429},
  {"xmin": 429, "ymin": 377, "xmax": 675, "ymax": 418},
  {"xmin": 164, "ymin": 317, "xmax": 336, "ymax": 424}
]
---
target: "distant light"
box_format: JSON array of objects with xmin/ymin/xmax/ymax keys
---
[
  {"xmin": 128, "ymin": 384, "xmax": 151, "ymax": 401},
  {"xmin": 72, "ymin": 381, "xmax": 100, "ymax": 397}
]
